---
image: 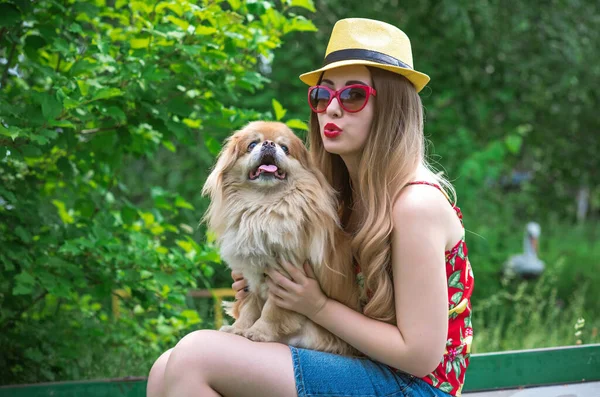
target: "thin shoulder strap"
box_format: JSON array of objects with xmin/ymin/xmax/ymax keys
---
[
  {"xmin": 405, "ymin": 181, "xmax": 463, "ymax": 224},
  {"xmin": 405, "ymin": 181, "xmax": 451, "ymax": 201}
]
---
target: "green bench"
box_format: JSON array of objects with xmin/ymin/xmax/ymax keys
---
[{"xmin": 1, "ymin": 344, "xmax": 598, "ymax": 396}]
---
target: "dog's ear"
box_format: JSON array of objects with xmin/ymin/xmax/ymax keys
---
[
  {"xmin": 289, "ymin": 135, "xmax": 312, "ymax": 171},
  {"xmin": 202, "ymin": 134, "xmax": 240, "ymax": 200}
]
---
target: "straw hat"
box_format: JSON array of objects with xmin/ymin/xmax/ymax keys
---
[{"xmin": 299, "ymin": 18, "xmax": 430, "ymax": 93}]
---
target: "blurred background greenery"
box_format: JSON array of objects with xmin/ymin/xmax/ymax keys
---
[{"xmin": 0, "ymin": 0, "xmax": 598, "ymax": 386}]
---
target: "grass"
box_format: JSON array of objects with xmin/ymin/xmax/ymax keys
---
[
  {"xmin": 472, "ymin": 274, "xmax": 599, "ymax": 353},
  {"xmin": 461, "ymin": 210, "xmax": 600, "ymax": 352}
]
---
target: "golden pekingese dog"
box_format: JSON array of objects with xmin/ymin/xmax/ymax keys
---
[{"xmin": 202, "ymin": 121, "xmax": 360, "ymax": 355}]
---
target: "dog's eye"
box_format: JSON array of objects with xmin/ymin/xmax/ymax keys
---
[
  {"xmin": 247, "ymin": 141, "xmax": 258, "ymax": 151},
  {"xmin": 280, "ymin": 145, "xmax": 289, "ymax": 154}
]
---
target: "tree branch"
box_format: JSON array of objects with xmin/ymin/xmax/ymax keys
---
[
  {"xmin": 80, "ymin": 125, "xmax": 121, "ymax": 134},
  {"xmin": 0, "ymin": 137, "xmax": 31, "ymax": 148}
]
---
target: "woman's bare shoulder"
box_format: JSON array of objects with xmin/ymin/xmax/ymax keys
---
[{"xmin": 392, "ymin": 182, "xmax": 462, "ymax": 250}]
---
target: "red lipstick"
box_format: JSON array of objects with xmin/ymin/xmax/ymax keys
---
[{"xmin": 324, "ymin": 123, "xmax": 342, "ymax": 138}]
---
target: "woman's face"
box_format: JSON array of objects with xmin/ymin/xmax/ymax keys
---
[{"xmin": 316, "ymin": 65, "xmax": 375, "ymax": 159}]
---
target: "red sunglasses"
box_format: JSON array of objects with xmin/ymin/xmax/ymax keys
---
[{"xmin": 308, "ymin": 84, "xmax": 377, "ymax": 113}]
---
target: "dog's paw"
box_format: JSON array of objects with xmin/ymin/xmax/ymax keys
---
[
  {"xmin": 219, "ymin": 325, "xmax": 246, "ymax": 336},
  {"xmin": 244, "ymin": 326, "xmax": 277, "ymax": 343},
  {"xmin": 219, "ymin": 325, "xmax": 235, "ymax": 333}
]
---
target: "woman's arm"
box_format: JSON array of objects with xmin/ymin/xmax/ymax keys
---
[{"xmin": 268, "ymin": 188, "xmax": 452, "ymax": 377}]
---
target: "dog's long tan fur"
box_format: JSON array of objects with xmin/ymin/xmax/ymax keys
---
[{"xmin": 202, "ymin": 121, "xmax": 360, "ymax": 356}]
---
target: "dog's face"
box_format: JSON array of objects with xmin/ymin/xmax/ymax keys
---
[{"xmin": 204, "ymin": 121, "xmax": 312, "ymax": 193}]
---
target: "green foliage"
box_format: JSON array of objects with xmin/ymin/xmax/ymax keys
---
[{"xmin": 0, "ymin": 0, "xmax": 314, "ymax": 384}]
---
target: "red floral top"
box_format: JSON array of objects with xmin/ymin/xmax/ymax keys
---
[{"xmin": 355, "ymin": 181, "xmax": 474, "ymax": 396}]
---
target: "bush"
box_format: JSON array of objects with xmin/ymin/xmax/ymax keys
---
[{"xmin": 0, "ymin": 0, "xmax": 315, "ymax": 384}]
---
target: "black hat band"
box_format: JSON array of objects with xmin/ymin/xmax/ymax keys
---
[{"xmin": 323, "ymin": 49, "xmax": 412, "ymax": 70}]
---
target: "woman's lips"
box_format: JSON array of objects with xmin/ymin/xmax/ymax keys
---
[{"xmin": 324, "ymin": 123, "xmax": 342, "ymax": 138}]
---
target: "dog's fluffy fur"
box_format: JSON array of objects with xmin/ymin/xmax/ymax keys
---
[{"xmin": 202, "ymin": 121, "xmax": 360, "ymax": 355}]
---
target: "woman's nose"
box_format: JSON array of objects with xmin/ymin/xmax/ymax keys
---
[{"xmin": 325, "ymin": 97, "xmax": 342, "ymax": 117}]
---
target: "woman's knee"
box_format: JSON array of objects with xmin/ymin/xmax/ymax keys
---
[
  {"xmin": 147, "ymin": 348, "xmax": 173, "ymax": 397},
  {"xmin": 149, "ymin": 348, "xmax": 173, "ymax": 378},
  {"xmin": 164, "ymin": 330, "xmax": 225, "ymax": 377}
]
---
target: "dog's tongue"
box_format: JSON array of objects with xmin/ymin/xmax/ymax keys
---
[{"xmin": 259, "ymin": 164, "xmax": 278, "ymax": 173}]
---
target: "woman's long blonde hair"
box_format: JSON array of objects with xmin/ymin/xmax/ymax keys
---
[{"xmin": 307, "ymin": 67, "xmax": 455, "ymax": 324}]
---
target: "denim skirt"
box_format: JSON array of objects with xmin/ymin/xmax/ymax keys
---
[{"xmin": 289, "ymin": 346, "xmax": 451, "ymax": 397}]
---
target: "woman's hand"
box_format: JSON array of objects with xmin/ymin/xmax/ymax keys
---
[
  {"xmin": 266, "ymin": 260, "xmax": 328, "ymax": 320},
  {"xmin": 231, "ymin": 271, "xmax": 249, "ymax": 300}
]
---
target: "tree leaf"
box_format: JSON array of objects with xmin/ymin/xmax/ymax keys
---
[
  {"xmin": 0, "ymin": 124, "xmax": 22, "ymax": 140},
  {"xmin": 167, "ymin": 15, "xmax": 190, "ymax": 31},
  {"xmin": 286, "ymin": 119, "xmax": 308, "ymax": 131},
  {"xmin": 175, "ymin": 196, "xmax": 194, "ymax": 210},
  {"xmin": 0, "ymin": 4, "xmax": 21, "ymax": 27},
  {"xmin": 121, "ymin": 206, "xmax": 138, "ymax": 224},
  {"xmin": 14, "ymin": 226, "xmax": 31, "ymax": 243},
  {"xmin": 290, "ymin": 0, "xmax": 316, "ymax": 12},
  {"xmin": 49, "ymin": 120, "xmax": 75, "ymax": 128},
  {"xmin": 272, "ymin": 98, "xmax": 287, "ymax": 121},
  {"xmin": 130, "ymin": 38, "xmax": 151, "ymax": 49},
  {"xmin": 91, "ymin": 88, "xmax": 123, "ymax": 101},
  {"xmin": 182, "ymin": 118, "xmax": 202, "ymax": 128},
  {"xmin": 204, "ymin": 135, "xmax": 222, "ymax": 156},
  {"xmin": 52, "ymin": 200, "xmax": 74, "ymax": 224},
  {"xmin": 162, "ymin": 140, "xmax": 176, "ymax": 153},
  {"xmin": 227, "ymin": 0, "xmax": 241, "ymax": 10},
  {"xmin": 504, "ymin": 134, "xmax": 522, "ymax": 154},
  {"xmin": 195, "ymin": 26, "xmax": 217, "ymax": 35},
  {"xmin": 13, "ymin": 272, "xmax": 36, "ymax": 295},
  {"xmin": 283, "ymin": 17, "xmax": 317, "ymax": 34},
  {"xmin": 77, "ymin": 80, "xmax": 90, "ymax": 97},
  {"xmin": 41, "ymin": 93, "xmax": 63, "ymax": 120}
]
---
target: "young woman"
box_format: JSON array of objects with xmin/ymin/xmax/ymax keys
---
[{"xmin": 147, "ymin": 18, "xmax": 474, "ymax": 397}]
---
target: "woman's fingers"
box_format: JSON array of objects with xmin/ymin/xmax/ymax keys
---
[
  {"xmin": 266, "ymin": 268, "xmax": 298, "ymax": 292},
  {"xmin": 231, "ymin": 270, "xmax": 244, "ymax": 282},
  {"xmin": 266, "ymin": 277, "xmax": 290, "ymax": 299},
  {"xmin": 235, "ymin": 289, "xmax": 248, "ymax": 300},
  {"xmin": 231, "ymin": 271, "xmax": 248, "ymax": 300},
  {"xmin": 231, "ymin": 261, "xmax": 310, "ymax": 302},
  {"xmin": 303, "ymin": 261, "xmax": 316, "ymax": 279},
  {"xmin": 279, "ymin": 259, "xmax": 306, "ymax": 283},
  {"xmin": 232, "ymin": 278, "xmax": 248, "ymax": 293}
]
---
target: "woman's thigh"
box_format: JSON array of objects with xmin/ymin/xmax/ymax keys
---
[{"xmin": 163, "ymin": 329, "xmax": 297, "ymax": 397}]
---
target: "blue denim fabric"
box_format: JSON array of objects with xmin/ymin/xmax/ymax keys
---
[{"xmin": 290, "ymin": 346, "xmax": 451, "ymax": 397}]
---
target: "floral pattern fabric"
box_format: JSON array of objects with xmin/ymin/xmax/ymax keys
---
[{"xmin": 354, "ymin": 181, "xmax": 474, "ymax": 396}]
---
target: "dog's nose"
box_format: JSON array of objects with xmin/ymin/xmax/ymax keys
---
[{"xmin": 262, "ymin": 140, "xmax": 276, "ymax": 148}]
